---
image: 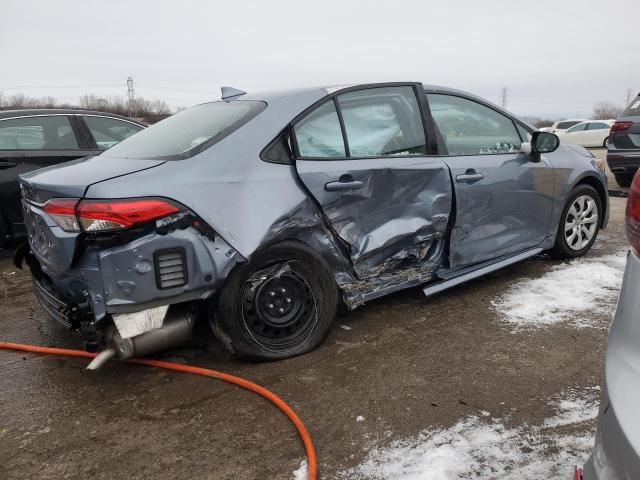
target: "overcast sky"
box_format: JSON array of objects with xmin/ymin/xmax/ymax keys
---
[{"xmin": 1, "ymin": 0, "xmax": 638, "ymax": 119}]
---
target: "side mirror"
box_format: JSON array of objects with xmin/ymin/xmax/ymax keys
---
[{"xmin": 531, "ymin": 131, "xmax": 560, "ymax": 154}]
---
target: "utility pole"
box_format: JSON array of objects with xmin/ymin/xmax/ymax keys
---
[
  {"xmin": 626, "ymin": 88, "xmax": 633, "ymax": 106},
  {"xmin": 127, "ymin": 76, "xmax": 137, "ymax": 118},
  {"xmin": 499, "ymin": 86, "xmax": 509, "ymax": 109}
]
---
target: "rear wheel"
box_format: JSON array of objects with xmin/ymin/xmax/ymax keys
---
[
  {"xmin": 0, "ymin": 215, "xmax": 7, "ymax": 249},
  {"xmin": 603, "ymin": 137, "xmax": 609, "ymax": 148},
  {"xmin": 211, "ymin": 241, "xmax": 338, "ymax": 361},
  {"xmin": 549, "ymin": 185, "xmax": 601, "ymax": 259},
  {"xmin": 614, "ymin": 173, "xmax": 633, "ymax": 188}
]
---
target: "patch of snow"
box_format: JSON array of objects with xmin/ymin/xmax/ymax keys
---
[
  {"xmin": 492, "ymin": 251, "xmax": 626, "ymax": 328},
  {"xmin": 339, "ymin": 390, "xmax": 598, "ymax": 480},
  {"xmin": 357, "ymin": 416, "xmax": 365, "ymax": 422},
  {"xmin": 292, "ymin": 460, "xmax": 308, "ymax": 480}
]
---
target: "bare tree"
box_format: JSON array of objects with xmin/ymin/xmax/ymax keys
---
[
  {"xmin": 592, "ymin": 101, "xmax": 623, "ymax": 120},
  {"xmin": 8, "ymin": 93, "xmax": 27, "ymax": 108}
]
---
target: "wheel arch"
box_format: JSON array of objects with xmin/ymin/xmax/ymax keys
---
[{"xmin": 573, "ymin": 174, "xmax": 608, "ymax": 228}]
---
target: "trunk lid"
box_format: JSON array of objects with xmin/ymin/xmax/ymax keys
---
[
  {"xmin": 20, "ymin": 155, "xmax": 165, "ymax": 203},
  {"xmin": 20, "ymin": 155, "xmax": 166, "ymax": 275}
]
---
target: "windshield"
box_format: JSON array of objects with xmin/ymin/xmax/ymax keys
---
[
  {"xmin": 103, "ymin": 100, "xmax": 266, "ymax": 160},
  {"xmin": 623, "ymin": 95, "xmax": 640, "ymax": 116}
]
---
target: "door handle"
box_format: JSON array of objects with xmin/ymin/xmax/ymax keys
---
[
  {"xmin": 455, "ymin": 171, "xmax": 484, "ymax": 183},
  {"xmin": 0, "ymin": 161, "xmax": 17, "ymax": 170},
  {"xmin": 325, "ymin": 174, "xmax": 364, "ymax": 192}
]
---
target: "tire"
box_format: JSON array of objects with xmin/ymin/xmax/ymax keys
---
[
  {"xmin": 549, "ymin": 185, "xmax": 602, "ymax": 259},
  {"xmin": 210, "ymin": 241, "xmax": 338, "ymax": 361},
  {"xmin": 0, "ymin": 215, "xmax": 7, "ymax": 250},
  {"xmin": 603, "ymin": 137, "xmax": 609, "ymax": 148},
  {"xmin": 614, "ymin": 173, "xmax": 633, "ymax": 188}
]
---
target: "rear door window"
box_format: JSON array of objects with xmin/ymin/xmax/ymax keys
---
[
  {"xmin": 567, "ymin": 123, "xmax": 587, "ymax": 133},
  {"xmin": 0, "ymin": 116, "xmax": 79, "ymax": 150},
  {"xmin": 556, "ymin": 121, "xmax": 582, "ymax": 130},
  {"xmin": 587, "ymin": 122, "xmax": 610, "ymax": 130},
  {"xmin": 337, "ymin": 86, "xmax": 427, "ymax": 157},
  {"xmin": 293, "ymin": 100, "xmax": 346, "ymax": 158},
  {"xmin": 427, "ymin": 94, "xmax": 521, "ymax": 155},
  {"xmin": 82, "ymin": 116, "xmax": 143, "ymax": 150}
]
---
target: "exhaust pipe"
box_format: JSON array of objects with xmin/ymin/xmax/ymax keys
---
[{"xmin": 87, "ymin": 307, "xmax": 195, "ymax": 370}]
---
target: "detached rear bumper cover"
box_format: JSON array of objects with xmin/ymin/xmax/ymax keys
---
[
  {"xmin": 583, "ymin": 250, "xmax": 640, "ymax": 479},
  {"xmin": 24, "ymin": 204, "xmax": 244, "ymax": 330}
]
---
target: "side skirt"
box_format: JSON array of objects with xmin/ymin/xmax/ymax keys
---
[{"xmin": 423, "ymin": 247, "xmax": 543, "ymax": 297}]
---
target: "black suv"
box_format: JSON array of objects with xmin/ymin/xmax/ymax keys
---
[
  {"xmin": 608, "ymin": 93, "xmax": 640, "ymax": 187},
  {"xmin": 0, "ymin": 110, "xmax": 145, "ymax": 246}
]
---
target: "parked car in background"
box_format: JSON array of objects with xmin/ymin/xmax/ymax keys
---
[
  {"xmin": 578, "ymin": 171, "xmax": 640, "ymax": 480},
  {"xmin": 0, "ymin": 109, "xmax": 145, "ymax": 247},
  {"xmin": 541, "ymin": 119, "xmax": 588, "ymax": 134},
  {"xmin": 15, "ymin": 83, "xmax": 609, "ymax": 363},
  {"xmin": 556, "ymin": 120, "xmax": 614, "ymax": 148},
  {"xmin": 607, "ymin": 92, "xmax": 640, "ymax": 188}
]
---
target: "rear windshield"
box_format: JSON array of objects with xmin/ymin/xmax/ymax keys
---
[
  {"xmin": 623, "ymin": 95, "xmax": 640, "ymax": 116},
  {"xmin": 103, "ymin": 100, "xmax": 266, "ymax": 160},
  {"xmin": 556, "ymin": 121, "xmax": 581, "ymax": 129}
]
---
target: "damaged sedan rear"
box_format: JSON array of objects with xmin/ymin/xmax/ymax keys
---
[{"xmin": 15, "ymin": 82, "xmax": 609, "ymax": 361}]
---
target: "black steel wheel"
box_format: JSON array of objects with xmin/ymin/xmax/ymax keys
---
[
  {"xmin": 212, "ymin": 241, "xmax": 338, "ymax": 360},
  {"xmin": 241, "ymin": 267, "xmax": 317, "ymax": 352}
]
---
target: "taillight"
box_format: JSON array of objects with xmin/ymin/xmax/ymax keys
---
[
  {"xmin": 44, "ymin": 198, "xmax": 80, "ymax": 232},
  {"xmin": 43, "ymin": 197, "xmax": 182, "ymax": 233},
  {"xmin": 611, "ymin": 121, "xmax": 633, "ymax": 132},
  {"xmin": 626, "ymin": 172, "xmax": 640, "ymax": 254},
  {"xmin": 77, "ymin": 198, "xmax": 182, "ymax": 232}
]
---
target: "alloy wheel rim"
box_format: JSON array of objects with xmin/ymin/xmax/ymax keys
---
[{"xmin": 564, "ymin": 195, "xmax": 598, "ymax": 251}]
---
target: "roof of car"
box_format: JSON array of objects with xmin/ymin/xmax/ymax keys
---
[
  {"xmin": 228, "ymin": 82, "xmax": 534, "ymax": 128},
  {"xmin": 0, "ymin": 109, "xmax": 145, "ymax": 125}
]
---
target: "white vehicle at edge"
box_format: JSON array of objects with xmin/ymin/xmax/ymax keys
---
[
  {"xmin": 548, "ymin": 119, "xmax": 588, "ymax": 134},
  {"xmin": 556, "ymin": 120, "xmax": 614, "ymax": 148}
]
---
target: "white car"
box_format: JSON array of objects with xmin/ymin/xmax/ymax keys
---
[
  {"xmin": 556, "ymin": 120, "xmax": 614, "ymax": 148},
  {"xmin": 547, "ymin": 119, "xmax": 588, "ymax": 134}
]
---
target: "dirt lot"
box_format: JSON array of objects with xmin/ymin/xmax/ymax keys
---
[{"xmin": 0, "ymin": 161, "xmax": 628, "ymax": 479}]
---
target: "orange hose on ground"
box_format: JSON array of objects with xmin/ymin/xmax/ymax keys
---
[{"xmin": 0, "ymin": 341, "xmax": 317, "ymax": 480}]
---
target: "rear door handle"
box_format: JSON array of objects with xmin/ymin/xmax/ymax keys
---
[
  {"xmin": 0, "ymin": 161, "xmax": 17, "ymax": 170},
  {"xmin": 455, "ymin": 172, "xmax": 484, "ymax": 183},
  {"xmin": 325, "ymin": 176, "xmax": 364, "ymax": 191}
]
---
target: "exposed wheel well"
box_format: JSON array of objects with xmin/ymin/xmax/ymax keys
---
[{"xmin": 574, "ymin": 176, "xmax": 607, "ymax": 227}]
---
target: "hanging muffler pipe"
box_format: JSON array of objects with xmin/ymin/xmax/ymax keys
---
[{"xmin": 87, "ymin": 306, "xmax": 195, "ymax": 370}]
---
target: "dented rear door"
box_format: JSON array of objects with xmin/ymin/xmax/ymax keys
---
[{"xmin": 293, "ymin": 85, "xmax": 452, "ymax": 279}]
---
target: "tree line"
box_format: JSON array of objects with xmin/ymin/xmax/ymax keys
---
[{"xmin": 0, "ymin": 91, "xmax": 173, "ymax": 124}]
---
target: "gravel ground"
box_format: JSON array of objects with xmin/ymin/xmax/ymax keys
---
[{"xmin": 0, "ymin": 190, "xmax": 627, "ymax": 479}]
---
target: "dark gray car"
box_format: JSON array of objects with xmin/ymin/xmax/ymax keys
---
[
  {"xmin": 16, "ymin": 83, "xmax": 609, "ymax": 362},
  {"xmin": 607, "ymin": 92, "xmax": 640, "ymax": 187}
]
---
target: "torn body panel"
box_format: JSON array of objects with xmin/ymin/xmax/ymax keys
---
[
  {"xmin": 22, "ymin": 200, "xmax": 244, "ymax": 334},
  {"xmin": 294, "ymin": 156, "xmax": 453, "ymax": 279}
]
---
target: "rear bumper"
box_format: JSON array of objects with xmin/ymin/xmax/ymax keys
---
[
  {"xmin": 582, "ymin": 250, "xmax": 640, "ymax": 479},
  {"xmin": 606, "ymin": 151, "xmax": 640, "ymax": 175},
  {"xmin": 23, "ymin": 208, "xmax": 245, "ymax": 336}
]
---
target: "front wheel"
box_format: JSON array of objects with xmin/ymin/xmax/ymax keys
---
[
  {"xmin": 211, "ymin": 241, "xmax": 338, "ymax": 361},
  {"xmin": 614, "ymin": 173, "xmax": 632, "ymax": 188},
  {"xmin": 549, "ymin": 185, "xmax": 602, "ymax": 259}
]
